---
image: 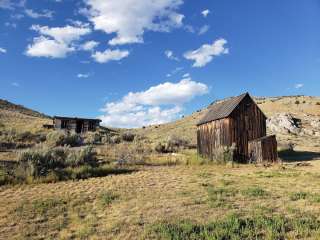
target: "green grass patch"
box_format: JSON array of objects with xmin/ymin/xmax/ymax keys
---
[
  {"xmin": 289, "ymin": 191, "xmax": 309, "ymax": 201},
  {"xmin": 241, "ymin": 186, "xmax": 269, "ymax": 198},
  {"xmin": 146, "ymin": 213, "xmax": 320, "ymax": 240},
  {"xmin": 99, "ymin": 191, "xmax": 119, "ymax": 207},
  {"xmin": 206, "ymin": 186, "xmax": 237, "ymax": 208}
]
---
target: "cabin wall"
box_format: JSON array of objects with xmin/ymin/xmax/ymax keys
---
[
  {"xmin": 53, "ymin": 119, "xmax": 100, "ymax": 133},
  {"xmin": 229, "ymin": 96, "xmax": 266, "ymax": 162},
  {"xmin": 197, "ymin": 118, "xmax": 231, "ymax": 159}
]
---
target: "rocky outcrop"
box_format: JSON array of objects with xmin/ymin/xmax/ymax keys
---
[
  {"xmin": 267, "ymin": 113, "xmax": 320, "ymax": 136},
  {"xmin": 267, "ymin": 113, "xmax": 301, "ymax": 135}
]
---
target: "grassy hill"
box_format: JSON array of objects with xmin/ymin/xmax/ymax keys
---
[{"xmin": 0, "ymin": 99, "xmax": 51, "ymax": 133}]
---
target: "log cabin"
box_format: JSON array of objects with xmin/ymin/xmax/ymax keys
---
[
  {"xmin": 53, "ymin": 116, "xmax": 101, "ymax": 134},
  {"xmin": 197, "ymin": 92, "xmax": 277, "ymax": 163}
]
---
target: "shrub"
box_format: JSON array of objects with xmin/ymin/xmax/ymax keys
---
[
  {"xmin": 295, "ymin": 100, "xmax": 300, "ymax": 105},
  {"xmin": 316, "ymin": 102, "xmax": 320, "ymax": 105},
  {"xmin": 84, "ymin": 132, "xmax": 101, "ymax": 145},
  {"xmin": 155, "ymin": 136, "xmax": 190, "ymax": 153},
  {"xmin": 46, "ymin": 131, "xmax": 81, "ymax": 147},
  {"xmin": 121, "ymin": 132, "xmax": 135, "ymax": 142},
  {"xmin": 65, "ymin": 145, "xmax": 97, "ymax": 167},
  {"xmin": 110, "ymin": 135, "xmax": 121, "ymax": 144},
  {"xmin": 18, "ymin": 145, "xmax": 97, "ymax": 178}
]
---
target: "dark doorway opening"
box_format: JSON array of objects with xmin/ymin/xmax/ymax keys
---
[{"xmin": 76, "ymin": 120, "xmax": 84, "ymax": 133}]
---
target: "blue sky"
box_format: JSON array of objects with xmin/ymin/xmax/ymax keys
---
[{"xmin": 0, "ymin": 0, "xmax": 319, "ymax": 128}]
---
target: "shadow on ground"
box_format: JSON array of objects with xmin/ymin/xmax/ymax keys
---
[{"xmin": 279, "ymin": 150, "xmax": 320, "ymax": 162}]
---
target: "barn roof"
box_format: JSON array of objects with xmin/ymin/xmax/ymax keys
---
[{"xmin": 197, "ymin": 92, "xmax": 250, "ymax": 125}]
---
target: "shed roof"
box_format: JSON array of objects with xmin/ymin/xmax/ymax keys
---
[
  {"xmin": 53, "ymin": 116, "xmax": 102, "ymax": 122},
  {"xmin": 197, "ymin": 92, "xmax": 250, "ymax": 125}
]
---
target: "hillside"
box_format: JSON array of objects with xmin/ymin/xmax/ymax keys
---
[
  {"xmin": 134, "ymin": 95, "xmax": 320, "ymax": 150},
  {"xmin": 0, "ymin": 99, "xmax": 51, "ymax": 133}
]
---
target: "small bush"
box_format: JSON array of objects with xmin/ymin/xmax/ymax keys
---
[
  {"xmin": 121, "ymin": 132, "xmax": 135, "ymax": 142},
  {"xmin": 155, "ymin": 136, "xmax": 190, "ymax": 153},
  {"xmin": 110, "ymin": 135, "xmax": 121, "ymax": 144},
  {"xmin": 84, "ymin": 132, "xmax": 101, "ymax": 145},
  {"xmin": 65, "ymin": 145, "xmax": 97, "ymax": 167},
  {"xmin": 295, "ymin": 100, "xmax": 300, "ymax": 105},
  {"xmin": 316, "ymin": 102, "xmax": 320, "ymax": 105},
  {"xmin": 46, "ymin": 131, "xmax": 81, "ymax": 147}
]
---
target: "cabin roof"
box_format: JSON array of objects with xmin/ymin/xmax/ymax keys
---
[
  {"xmin": 197, "ymin": 92, "xmax": 251, "ymax": 126},
  {"xmin": 53, "ymin": 116, "xmax": 102, "ymax": 122}
]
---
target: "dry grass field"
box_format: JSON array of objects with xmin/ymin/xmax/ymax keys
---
[{"xmin": 0, "ymin": 95, "xmax": 320, "ymax": 239}]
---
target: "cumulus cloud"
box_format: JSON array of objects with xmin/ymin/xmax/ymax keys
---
[
  {"xmin": 294, "ymin": 83, "xmax": 304, "ymax": 89},
  {"xmin": 25, "ymin": 9, "xmax": 54, "ymax": 19},
  {"xmin": 83, "ymin": 0, "xmax": 184, "ymax": 45},
  {"xmin": 165, "ymin": 50, "xmax": 179, "ymax": 61},
  {"xmin": 201, "ymin": 9, "xmax": 210, "ymax": 17},
  {"xmin": 184, "ymin": 38, "xmax": 229, "ymax": 67},
  {"xmin": 99, "ymin": 78, "xmax": 208, "ymax": 128},
  {"xmin": 25, "ymin": 24, "xmax": 91, "ymax": 58},
  {"xmin": 80, "ymin": 40, "xmax": 99, "ymax": 51},
  {"xmin": 92, "ymin": 49, "xmax": 129, "ymax": 63},
  {"xmin": 198, "ymin": 25, "xmax": 210, "ymax": 35},
  {"xmin": 0, "ymin": 47, "xmax": 7, "ymax": 53}
]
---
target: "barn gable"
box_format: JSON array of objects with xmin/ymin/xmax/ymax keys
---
[{"xmin": 197, "ymin": 92, "xmax": 266, "ymax": 126}]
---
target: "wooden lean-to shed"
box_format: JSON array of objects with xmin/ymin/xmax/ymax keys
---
[
  {"xmin": 248, "ymin": 135, "xmax": 278, "ymax": 163},
  {"xmin": 197, "ymin": 92, "xmax": 277, "ymax": 163}
]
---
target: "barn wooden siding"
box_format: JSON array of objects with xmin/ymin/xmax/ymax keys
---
[
  {"xmin": 248, "ymin": 135, "xmax": 278, "ymax": 163},
  {"xmin": 197, "ymin": 93, "xmax": 268, "ymax": 163}
]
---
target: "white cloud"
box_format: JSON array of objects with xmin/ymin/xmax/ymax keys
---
[
  {"xmin": 26, "ymin": 36, "xmax": 73, "ymax": 58},
  {"xmin": 99, "ymin": 78, "xmax": 208, "ymax": 128},
  {"xmin": 77, "ymin": 73, "xmax": 90, "ymax": 78},
  {"xmin": 92, "ymin": 49, "xmax": 129, "ymax": 63},
  {"xmin": 182, "ymin": 73, "xmax": 190, "ymax": 78},
  {"xmin": 184, "ymin": 38, "xmax": 229, "ymax": 67},
  {"xmin": 25, "ymin": 9, "xmax": 54, "ymax": 19},
  {"xmin": 11, "ymin": 82, "xmax": 20, "ymax": 87},
  {"xmin": 0, "ymin": 0, "xmax": 25, "ymax": 10},
  {"xmin": 201, "ymin": 9, "xmax": 210, "ymax": 17},
  {"xmin": 83, "ymin": 0, "xmax": 184, "ymax": 45},
  {"xmin": 198, "ymin": 25, "xmax": 210, "ymax": 35},
  {"xmin": 80, "ymin": 40, "xmax": 99, "ymax": 51},
  {"xmin": 26, "ymin": 24, "xmax": 91, "ymax": 58},
  {"xmin": 294, "ymin": 83, "xmax": 304, "ymax": 89},
  {"xmin": 165, "ymin": 50, "xmax": 179, "ymax": 61},
  {"xmin": 0, "ymin": 47, "xmax": 7, "ymax": 53}
]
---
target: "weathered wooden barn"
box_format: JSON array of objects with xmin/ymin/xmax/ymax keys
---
[
  {"xmin": 197, "ymin": 93, "xmax": 277, "ymax": 163},
  {"xmin": 53, "ymin": 116, "xmax": 101, "ymax": 134}
]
